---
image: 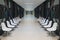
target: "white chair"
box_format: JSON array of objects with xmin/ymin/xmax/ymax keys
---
[
  {"xmin": 13, "ymin": 17, "xmax": 21, "ymax": 22},
  {"xmin": 13, "ymin": 19, "xmax": 19, "ymax": 24},
  {"xmin": 41, "ymin": 19, "xmax": 49, "ymax": 25},
  {"xmin": 6, "ymin": 21, "xmax": 15, "ymax": 28},
  {"xmin": 17, "ymin": 18, "xmax": 21, "ymax": 22},
  {"xmin": 1, "ymin": 22, "xmax": 12, "ymax": 31},
  {"xmin": 46, "ymin": 22, "xmax": 58, "ymax": 31},
  {"xmin": 10, "ymin": 20, "xmax": 17, "ymax": 25},
  {"xmin": 43, "ymin": 21, "xmax": 52, "ymax": 28},
  {"xmin": 40, "ymin": 18, "xmax": 46, "ymax": 24},
  {"xmin": 14, "ymin": 17, "xmax": 21, "ymax": 22}
]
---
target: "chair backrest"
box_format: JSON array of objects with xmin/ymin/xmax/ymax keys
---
[
  {"xmin": 6, "ymin": 21, "xmax": 10, "ymax": 26},
  {"xmin": 10, "ymin": 20, "xmax": 12, "ymax": 22},
  {"xmin": 42, "ymin": 18, "xmax": 46, "ymax": 23},
  {"xmin": 48, "ymin": 21, "xmax": 52, "ymax": 26},
  {"xmin": 45, "ymin": 19, "xmax": 49, "ymax": 24},
  {"xmin": 1, "ymin": 22, "xmax": 7, "ymax": 29},
  {"xmin": 44, "ymin": 19, "xmax": 48, "ymax": 23}
]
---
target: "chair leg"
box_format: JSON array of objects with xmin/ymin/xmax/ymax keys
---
[
  {"xmin": 2, "ymin": 31, "xmax": 11, "ymax": 37},
  {"xmin": 58, "ymin": 37, "xmax": 60, "ymax": 40},
  {"xmin": 58, "ymin": 32, "xmax": 60, "ymax": 40},
  {"xmin": 2, "ymin": 31, "xmax": 7, "ymax": 37}
]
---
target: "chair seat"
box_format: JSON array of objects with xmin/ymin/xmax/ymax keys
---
[
  {"xmin": 46, "ymin": 22, "xmax": 58, "ymax": 31},
  {"xmin": 1, "ymin": 22, "xmax": 12, "ymax": 31},
  {"xmin": 2, "ymin": 28, "xmax": 12, "ymax": 31}
]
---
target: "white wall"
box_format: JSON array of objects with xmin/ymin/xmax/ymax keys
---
[
  {"xmin": 0, "ymin": 0, "xmax": 4, "ymax": 5},
  {"xmin": 54, "ymin": 0, "xmax": 59, "ymax": 5}
]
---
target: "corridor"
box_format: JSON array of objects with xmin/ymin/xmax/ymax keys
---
[{"xmin": 2, "ymin": 14, "xmax": 58, "ymax": 40}]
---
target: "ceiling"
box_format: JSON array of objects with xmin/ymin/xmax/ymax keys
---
[{"xmin": 13, "ymin": 0, "xmax": 45, "ymax": 11}]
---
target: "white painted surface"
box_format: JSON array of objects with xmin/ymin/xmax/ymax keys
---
[{"xmin": 13, "ymin": 0, "xmax": 45, "ymax": 11}]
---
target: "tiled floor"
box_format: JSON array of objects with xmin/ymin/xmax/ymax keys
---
[{"xmin": 2, "ymin": 14, "xmax": 58, "ymax": 40}]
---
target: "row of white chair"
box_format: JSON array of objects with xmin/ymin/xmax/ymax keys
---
[
  {"xmin": 38, "ymin": 17, "xmax": 60, "ymax": 40},
  {"xmin": 38, "ymin": 18, "xmax": 58, "ymax": 32},
  {"xmin": 0, "ymin": 17, "xmax": 21, "ymax": 35}
]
